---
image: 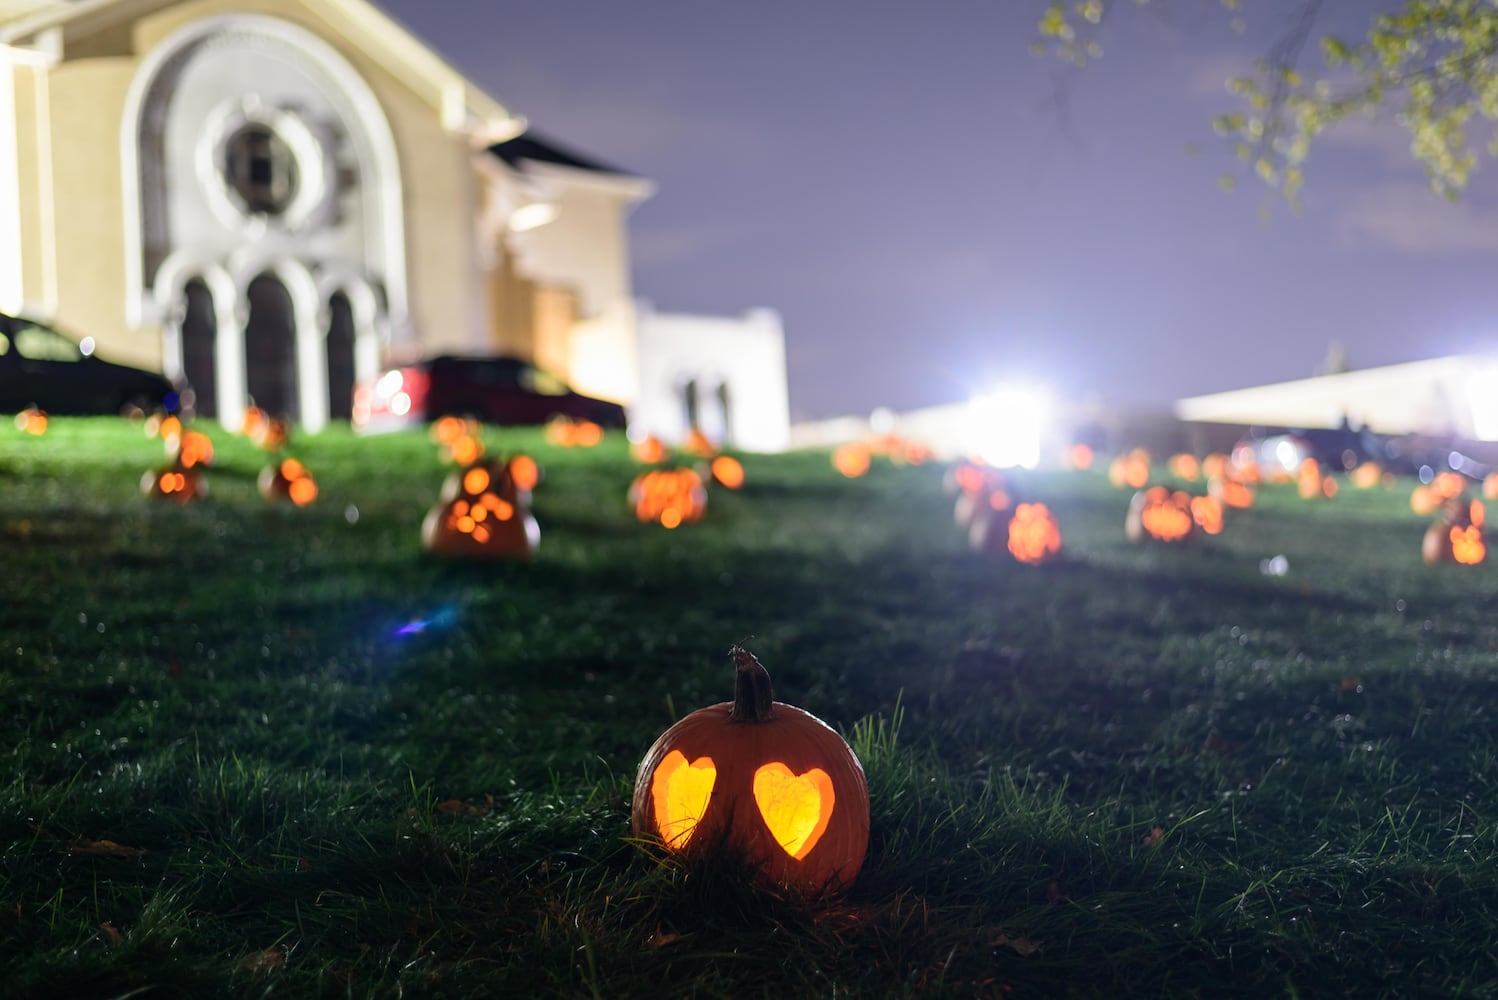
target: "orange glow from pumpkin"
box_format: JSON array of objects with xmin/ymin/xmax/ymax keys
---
[
  {"xmin": 448, "ymin": 434, "xmax": 484, "ymax": 467},
  {"xmin": 632, "ymin": 435, "xmax": 669, "ymax": 464},
  {"xmin": 1140, "ymin": 488, "xmax": 1194, "ymax": 542},
  {"xmin": 753, "ymin": 761, "xmax": 834, "ymax": 860},
  {"xmin": 431, "ymin": 416, "xmax": 468, "ymax": 446},
  {"xmin": 1069, "ymin": 443, "xmax": 1094, "ymax": 470},
  {"xmin": 710, "ymin": 455, "xmax": 745, "ymax": 489},
  {"xmin": 1297, "ymin": 458, "xmax": 1328, "ymax": 499},
  {"xmin": 1202, "ymin": 453, "xmax": 1228, "ymax": 480},
  {"xmin": 1471, "ymin": 499, "xmax": 1486, "ymax": 528},
  {"xmin": 175, "ymin": 430, "xmax": 214, "ymax": 468},
  {"xmin": 833, "ymin": 444, "xmax": 871, "ymax": 478},
  {"xmin": 1451, "ymin": 524, "xmax": 1486, "ymax": 565},
  {"xmin": 1190, "ymin": 495, "xmax": 1225, "ymax": 535},
  {"xmin": 682, "ymin": 427, "xmax": 717, "ymax": 457},
  {"xmin": 1410, "ymin": 486, "xmax": 1441, "ymax": 515},
  {"xmin": 463, "ymin": 467, "xmax": 491, "ymax": 495},
  {"xmin": 1108, "ymin": 449, "xmax": 1151, "ymax": 489},
  {"xmin": 1485, "ymin": 473, "xmax": 1498, "ymax": 500},
  {"xmin": 1432, "ymin": 472, "xmax": 1467, "ymax": 500},
  {"xmin": 630, "ymin": 468, "xmax": 708, "ymax": 527},
  {"xmin": 1006, "ymin": 502, "xmax": 1062, "ymax": 564},
  {"xmin": 1211, "ymin": 477, "xmax": 1255, "ymax": 509},
  {"xmin": 1168, "ymin": 454, "xmax": 1200, "ymax": 481},
  {"xmin": 650, "ymin": 749, "xmax": 717, "ymax": 849},
  {"xmin": 1351, "ymin": 462, "xmax": 1383, "ymax": 489},
  {"xmin": 510, "ymin": 454, "xmax": 542, "ymax": 491},
  {"xmin": 1322, "ymin": 476, "xmax": 1338, "ymax": 498},
  {"xmin": 14, "ymin": 407, "xmax": 47, "ymax": 435},
  {"xmin": 288, "ymin": 476, "xmax": 317, "ymax": 506}
]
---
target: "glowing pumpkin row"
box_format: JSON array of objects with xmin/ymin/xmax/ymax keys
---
[{"xmin": 631, "ymin": 644, "xmax": 869, "ymax": 895}]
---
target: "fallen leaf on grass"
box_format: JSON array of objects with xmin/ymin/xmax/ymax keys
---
[
  {"xmin": 645, "ymin": 929, "xmax": 681, "ymax": 948},
  {"xmin": 992, "ymin": 933, "xmax": 1042, "ymax": 957},
  {"xmin": 1045, "ymin": 881, "xmax": 1070, "ymax": 905},
  {"xmin": 67, "ymin": 839, "xmax": 146, "ymax": 860},
  {"xmin": 436, "ymin": 796, "xmax": 492, "ymax": 817},
  {"xmin": 1142, "ymin": 825, "xmax": 1165, "ymax": 848},
  {"xmin": 240, "ymin": 947, "xmax": 285, "ymax": 973},
  {"xmin": 99, "ymin": 922, "xmax": 124, "ymax": 945}
]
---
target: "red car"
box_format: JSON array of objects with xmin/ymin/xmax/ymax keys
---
[{"xmin": 353, "ymin": 355, "xmax": 627, "ymax": 433}]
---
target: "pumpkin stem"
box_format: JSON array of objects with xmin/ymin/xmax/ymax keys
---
[{"xmin": 728, "ymin": 641, "xmax": 775, "ymax": 722}]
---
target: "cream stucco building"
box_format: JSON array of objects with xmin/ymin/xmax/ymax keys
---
[{"xmin": 2, "ymin": 0, "xmax": 791, "ymax": 448}]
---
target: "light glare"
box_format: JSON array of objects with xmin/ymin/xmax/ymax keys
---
[{"xmin": 967, "ymin": 383, "xmax": 1050, "ymax": 469}]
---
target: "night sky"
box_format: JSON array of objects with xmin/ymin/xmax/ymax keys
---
[{"xmin": 382, "ymin": 1, "xmax": 1498, "ymax": 422}]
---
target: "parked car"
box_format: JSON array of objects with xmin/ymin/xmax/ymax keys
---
[
  {"xmin": 352, "ymin": 355, "xmax": 627, "ymax": 432},
  {"xmin": 0, "ymin": 311, "xmax": 178, "ymax": 415}
]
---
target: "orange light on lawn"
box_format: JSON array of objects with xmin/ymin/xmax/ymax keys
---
[
  {"xmin": 710, "ymin": 455, "xmax": 745, "ymax": 490},
  {"xmin": 833, "ymin": 444, "xmax": 871, "ymax": 479}
]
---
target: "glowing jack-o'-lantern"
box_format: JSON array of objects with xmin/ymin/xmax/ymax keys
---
[
  {"xmin": 141, "ymin": 462, "xmax": 207, "ymax": 504},
  {"xmin": 710, "ymin": 455, "xmax": 745, "ymax": 490},
  {"xmin": 1351, "ymin": 462, "xmax": 1384, "ymax": 489},
  {"xmin": 1208, "ymin": 475, "xmax": 1255, "ymax": 510},
  {"xmin": 258, "ymin": 458, "xmax": 318, "ymax": 506},
  {"xmin": 172, "ymin": 429, "xmax": 214, "ymax": 468},
  {"xmin": 1297, "ymin": 459, "xmax": 1336, "ymax": 500},
  {"xmin": 993, "ymin": 501, "xmax": 1062, "ymax": 564},
  {"xmin": 1108, "ymin": 449, "xmax": 1151, "ymax": 490},
  {"xmin": 1126, "ymin": 486, "xmax": 1196, "ymax": 543},
  {"xmin": 631, "ymin": 644, "xmax": 869, "ymax": 895},
  {"xmin": 1168, "ymin": 454, "xmax": 1200, "ymax": 482},
  {"xmin": 1423, "ymin": 499, "xmax": 1486, "ymax": 566},
  {"xmin": 15, "ymin": 407, "xmax": 47, "ymax": 435},
  {"xmin": 507, "ymin": 453, "xmax": 542, "ymax": 492},
  {"xmin": 1202, "ymin": 453, "xmax": 1229, "ymax": 481},
  {"xmin": 1190, "ymin": 494, "xmax": 1225, "ymax": 535},
  {"xmin": 545, "ymin": 416, "xmax": 604, "ymax": 448},
  {"xmin": 1068, "ymin": 443, "xmax": 1094, "ymax": 471},
  {"xmin": 682, "ymin": 427, "xmax": 717, "ymax": 458},
  {"xmin": 630, "ymin": 467, "xmax": 708, "ymax": 528},
  {"xmin": 422, "ymin": 462, "xmax": 539, "ymax": 558},
  {"xmin": 632, "ymin": 435, "xmax": 669, "ymax": 464},
  {"xmin": 947, "ymin": 461, "xmax": 1006, "ymax": 528},
  {"xmin": 832, "ymin": 444, "xmax": 871, "ymax": 479},
  {"xmin": 1484, "ymin": 473, "xmax": 1498, "ymax": 501}
]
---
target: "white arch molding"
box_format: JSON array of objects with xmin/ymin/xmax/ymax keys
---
[
  {"xmin": 152, "ymin": 250, "xmax": 244, "ymax": 429},
  {"xmin": 119, "ymin": 12, "xmax": 410, "ymax": 433}
]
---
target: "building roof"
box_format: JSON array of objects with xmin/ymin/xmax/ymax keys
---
[
  {"xmin": 1175, "ymin": 354, "xmax": 1498, "ymax": 441},
  {"xmin": 488, "ymin": 130, "xmax": 635, "ymax": 178}
]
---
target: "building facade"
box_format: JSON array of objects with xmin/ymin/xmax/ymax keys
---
[{"xmin": 2, "ymin": 0, "xmax": 790, "ymax": 448}]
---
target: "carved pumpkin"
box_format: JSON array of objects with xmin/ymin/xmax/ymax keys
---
[
  {"xmin": 1107, "ymin": 449, "xmax": 1151, "ymax": 490},
  {"xmin": 682, "ymin": 427, "xmax": 718, "ymax": 458},
  {"xmin": 14, "ymin": 407, "xmax": 47, "ymax": 435},
  {"xmin": 1423, "ymin": 499, "xmax": 1486, "ymax": 566},
  {"xmin": 710, "ymin": 455, "xmax": 745, "ymax": 490},
  {"xmin": 1208, "ymin": 475, "xmax": 1255, "ymax": 510},
  {"xmin": 1168, "ymin": 454, "xmax": 1200, "ymax": 482},
  {"xmin": 172, "ymin": 429, "xmax": 214, "ymax": 468},
  {"xmin": 1068, "ymin": 443, "xmax": 1094, "ymax": 471},
  {"xmin": 258, "ymin": 458, "xmax": 318, "ymax": 506},
  {"xmin": 631, "ymin": 435, "xmax": 670, "ymax": 464},
  {"xmin": 508, "ymin": 454, "xmax": 542, "ymax": 492},
  {"xmin": 1190, "ymin": 494, "xmax": 1225, "ymax": 536},
  {"xmin": 1126, "ymin": 486, "xmax": 1196, "ymax": 543},
  {"xmin": 630, "ymin": 467, "xmax": 708, "ymax": 528},
  {"xmin": 545, "ymin": 417, "xmax": 604, "ymax": 448},
  {"xmin": 832, "ymin": 444, "xmax": 871, "ymax": 479},
  {"xmin": 631, "ymin": 644, "xmax": 869, "ymax": 895},
  {"xmin": 141, "ymin": 463, "xmax": 206, "ymax": 504},
  {"xmin": 1001, "ymin": 501, "xmax": 1062, "ymax": 564},
  {"xmin": 422, "ymin": 462, "xmax": 538, "ymax": 558},
  {"xmin": 1351, "ymin": 462, "xmax": 1384, "ymax": 489}
]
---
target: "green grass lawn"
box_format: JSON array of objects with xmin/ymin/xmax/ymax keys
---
[{"xmin": 4, "ymin": 418, "xmax": 1498, "ymax": 998}]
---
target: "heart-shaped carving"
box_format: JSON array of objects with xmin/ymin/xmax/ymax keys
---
[
  {"xmin": 650, "ymin": 750, "xmax": 717, "ymax": 849},
  {"xmin": 753, "ymin": 762, "xmax": 835, "ymax": 859}
]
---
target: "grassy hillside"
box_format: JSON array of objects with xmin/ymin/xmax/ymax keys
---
[{"xmin": 3, "ymin": 419, "xmax": 1496, "ymax": 997}]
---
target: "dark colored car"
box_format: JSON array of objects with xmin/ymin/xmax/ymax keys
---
[
  {"xmin": 352, "ymin": 354, "xmax": 627, "ymax": 432},
  {"xmin": 0, "ymin": 311, "xmax": 178, "ymax": 415}
]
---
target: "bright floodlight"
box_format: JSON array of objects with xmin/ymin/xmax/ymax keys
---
[{"xmin": 967, "ymin": 383, "xmax": 1050, "ymax": 469}]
